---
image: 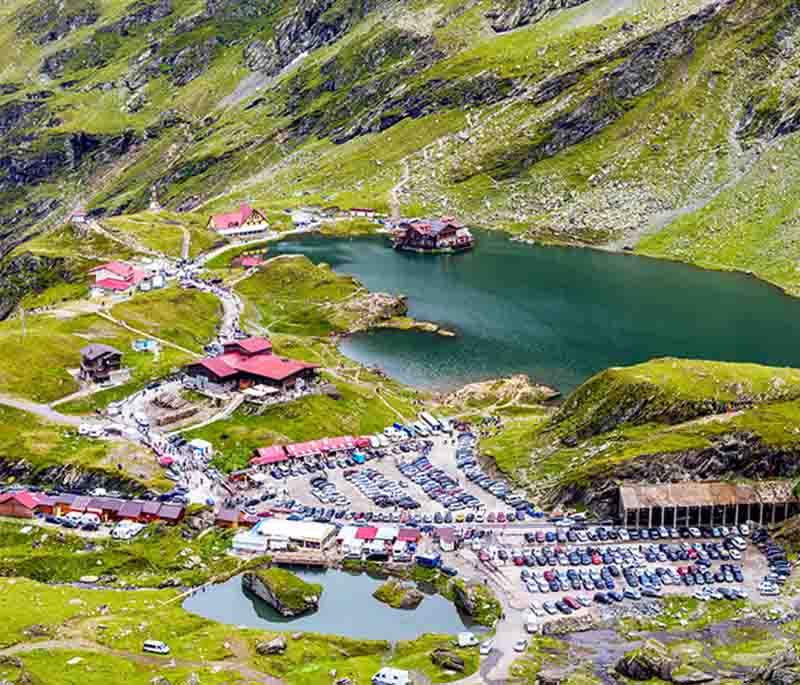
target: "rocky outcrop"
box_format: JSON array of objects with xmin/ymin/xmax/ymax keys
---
[
  {"xmin": 553, "ymin": 431, "xmax": 800, "ymax": 516},
  {"xmin": 244, "ymin": 0, "xmax": 380, "ymax": 78},
  {"xmin": 616, "ymin": 640, "xmax": 676, "ymax": 681},
  {"xmin": 0, "ymin": 130, "xmax": 138, "ymax": 193},
  {"xmin": 452, "ymin": 580, "xmax": 502, "ymax": 626},
  {"xmin": 431, "ymin": 649, "xmax": 465, "ymax": 672},
  {"xmin": 372, "ymin": 579, "xmax": 424, "ymax": 609},
  {"xmin": 126, "ymin": 37, "xmax": 220, "ymax": 91},
  {"xmin": 487, "ymin": 0, "xmax": 590, "ymax": 32},
  {"xmin": 16, "ymin": 0, "xmax": 100, "ymax": 45},
  {"xmin": 255, "ymin": 636, "xmax": 287, "ymax": 655},
  {"xmin": 0, "ymin": 251, "xmax": 72, "ymax": 320},
  {"xmin": 752, "ymin": 648, "xmax": 800, "ymax": 685},
  {"xmin": 541, "ymin": 613, "xmax": 600, "ymax": 636},
  {"xmin": 0, "ymin": 99, "xmax": 48, "ymax": 138},
  {"xmin": 0, "ymin": 458, "xmax": 150, "ymax": 496},
  {"xmin": 242, "ymin": 568, "xmax": 321, "ymax": 617},
  {"xmin": 330, "ymin": 73, "xmax": 513, "ymax": 143},
  {"xmin": 473, "ymin": 0, "xmax": 735, "ymax": 180}
]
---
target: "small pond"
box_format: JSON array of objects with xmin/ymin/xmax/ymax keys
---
[{"xmin": 182, "ymin": 568, "xmax": 479, "ymax": 641}]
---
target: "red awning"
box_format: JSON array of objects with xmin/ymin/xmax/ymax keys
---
[
  {"xmin": 251, "ymin": 445, "xmax": 288, "ymax": 465},
  {"xmin": 355, "ymin": 526, "xmax": 378, "ymax": 540},
  {"xmin": 397, "ymin": 527, "xmax": 421, "ymax": 542}
]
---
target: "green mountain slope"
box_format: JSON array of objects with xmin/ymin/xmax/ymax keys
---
[
  {"xmin": 484, "ymin": 358, "xmax": 800, "ymax": 515},
  {"xmin": 3, "ymin": 0, "xmax": 800, "ymax": 293}
]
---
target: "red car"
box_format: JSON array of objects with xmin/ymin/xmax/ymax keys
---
[
  {"xmin": 544, "ymin": 570, "xmax": 555, "ymax": 582},
  {"xmin": 497, "ymin": 512, "xmax": 506, "ymax": 523},
  {"xmin": 563, "ymin": 596, "xmax": 580, "ymax": 610},
  {"xmin": 591, "ymin": 554, "xmax": 602, "ymax": 565},
  {"xmin": 479, "ymin": 550, "xmax": 490, "ymax": 562},
  {"xmin": 513, "ymin": 555, "xmax": 524, "ymax": 566},
  {"xmin": 535, "ymin": 531, "xmax": 545, "ymax": 544},
  {"xmin": 487, "ymin": 512, "xmax": 496, "ymax": 523}
]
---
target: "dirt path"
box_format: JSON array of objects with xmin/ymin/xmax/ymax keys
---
[
  {"xmin": 389, "ymin": 160, "xmax": 410, "ymax": 220},
  {"xmin": 88, "ymin": 219, "xmax": 161, "ymax": 257},
  {"xmin": 0, "ymin": 637, "xmax": 284, "ymax": 685},
  {"xmin": 96, "ymin": 311, "xmax": 198, "ymax": 356}
]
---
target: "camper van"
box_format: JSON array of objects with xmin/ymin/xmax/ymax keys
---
[{"xmin": 142, "ymin": 640, "xmax": 170, "ymax": 655}]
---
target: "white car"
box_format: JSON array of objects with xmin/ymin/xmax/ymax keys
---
[
  {"xmin": 689, "ymin": 527, "xmax": 701, "ymax": 537},
  {"xmin": 513, "ymin": 639, "xmax": 528, "ymax": 653},
  {"xmin": 692, "ymin": 589, "xmax": 709, "ymax": 601},
  {"xmin": 759, "ymin": 583, "xmax": 779, "ymax": 596},
  {"xmin": 143, "ymin": 640, "xmax": 170, "ymax": 655},
  {"xmin": 479, "ymin": 640, "xmax": 494, "ymax": 656}
]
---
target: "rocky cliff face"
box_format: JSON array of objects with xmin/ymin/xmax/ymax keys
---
[
  {"xmin": 487, "ymin": 0, "xmax": 590, "ymax": 32},
  {"xmin": 0, "ymin": 458, "xmax": 150, "ymax": 496},
  {"xmin": 0, "ymin": 251, "xmax": 72, "ymax": 319}
]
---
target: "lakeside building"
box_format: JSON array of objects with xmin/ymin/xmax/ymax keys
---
[
  {"xmin": 185, "ymin": 337, "xmax": 319, "ymax": 392},
  {"xmin": 619, "ymin": 480, "xmax": 800, "ymax": 528},
  {"xmin": 79, "ymin": 344, "xmax": 123, "ymax": 383},
  {"xmin": 391, "ymin": 217, "xmax": 474, "ymax": 253},
  {"xmin": 232, "ymin": 518, "xmax": 337, "ymax": 554},
  {"xmin": 207, "ymin": 203, "xmax": 269, "ymax": 238}
]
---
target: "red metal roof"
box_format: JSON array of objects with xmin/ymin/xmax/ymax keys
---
[
  {"xmin": 94, "ymin": 278, "xmax": 134, "ymax": 292},
  {"xmin": 237, "ymin": 256, "xmax": 264, "ymax": 268},
  {"xmin": 234, "ymin": 337, "xmax": 272, "ymax": 354},
  {"xmin": 190, "ymin": 357, "xmax": 240, "ymax": 379},
  {"xmin": 0, "ymin": 491, "xmax": 40, "ymax": 510},
  {"xmin": 234, "ymin": 353, "xmax": 318, "ymax": 381},
  {"xmin": 210, "ymin": 204, "xmax": 256, "ymax": 230},
  {"xmin": 90, "ymin": 261, "xmax": 133, "ymax": 278}
]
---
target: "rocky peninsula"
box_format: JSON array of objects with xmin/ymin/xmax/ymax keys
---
[{"xmin": 242, "ymin": 568, "xmax": 322, "ymax": 617}]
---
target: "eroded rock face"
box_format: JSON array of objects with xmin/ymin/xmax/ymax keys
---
[
  {"xmin": 242, "ymin": 570, "xmax": 321, "ymax": 617},
  {"xmin": 0, "ymin": 252, "xmax": 71, "ymax": 320},
  {"xmin": 487, "ymin": 0, "xmax": 590, "ymax": 32},
  {"xmin": 541, "ymin": 613, "xmax": 600, "ymax": 636},
  {"xmin": 245, "ymin": 0, "xmax": 380, "ymax": 78},
  {"xmin": 431, "ymin": 649, "xmax": 465, "ymax": 672},
  {"xmin": 615, "ymin": 639, "xmax": 676, "ymax": 681}
]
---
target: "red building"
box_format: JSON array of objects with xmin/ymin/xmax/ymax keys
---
[
  {"xmin": 0, "ymin": 492, "xmax": 41, "ymax": 518},
  {"xmin": 207, "ymin": 203, "xmax": 269, "ymax": 238},
  {"xmin": 186, "ymin": 337, "xmax": 318, "ymax": 391},
  {"xmin": 391, "ymin": 217, "xmax": 474, "ymax": 253}
]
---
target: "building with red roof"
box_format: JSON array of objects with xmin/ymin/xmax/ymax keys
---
[
  {"xmin": 186, "ymin": 337, "xmax": 318, "ymax": 391},
  {"xmin": 89, "ymin": 261, "xmax": 146, "ymax": 294},
  {"xmin": 207, "ymin": 203, "xmax": 269, "ymax": 237},
  {"xmin": 232, "ymin": 255, "xmax": 265, "ymax": 269},
  {"xmin": 391, "ymin": 216, "xmax": 474, "ymax": 253},
  {"xmin": 0, "ymin": 491, "xmax": 41, "ymax": 518}
]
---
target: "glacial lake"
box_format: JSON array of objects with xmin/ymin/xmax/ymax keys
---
[
  {"xmin": 269, "ymin": 230, "xmax": 800, "ymax": 393},
  {"xmin": 182, "ymin": 569, "xmax": 477, "ymax": 640}
]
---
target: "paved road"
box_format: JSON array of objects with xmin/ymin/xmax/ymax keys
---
[{"xmin": 0, "ymin": 394, "xmax": 85, "ymax": 427}]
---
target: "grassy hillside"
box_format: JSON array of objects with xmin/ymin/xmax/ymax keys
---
[
  {"xmin": 1, "ymin": 0, "xmax": 800, "ymax": 298},
  {"xmin": 481, "ymin": 358, "xmax": 800, "ymax": 511}
]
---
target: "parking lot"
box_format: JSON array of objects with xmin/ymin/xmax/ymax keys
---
[
  {"xmin": 233, "ymin": 428, "xmax": 536, "ymax": 524},
  {"xmin": 460, "ymin": 524, "xmax": 787, "ymax": 632}
]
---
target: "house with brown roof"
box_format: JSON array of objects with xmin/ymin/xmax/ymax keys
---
[
  {"xmin": 79, "ymin": 344, "xmax": 123, "ymax": 383},
  {"xmin": 208, "ymin": 203, "xmax": 269, "ymax": 238}
]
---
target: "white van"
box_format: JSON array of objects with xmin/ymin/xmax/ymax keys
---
[{"xmin": 143, "ymin": 639, "xmax": 170, "ymax": 655}]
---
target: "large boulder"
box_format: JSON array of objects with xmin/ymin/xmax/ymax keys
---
[
  {"xmin": 256, "ymin": 636, "xmax": 287, "ymax": 656},
  {"xmin": 615, "ymin": 639, "xmax": 676, "ymax": 681},
  {"xmin": 431, "ymin": 649, "xmax": 465, "ymax": 673}
]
